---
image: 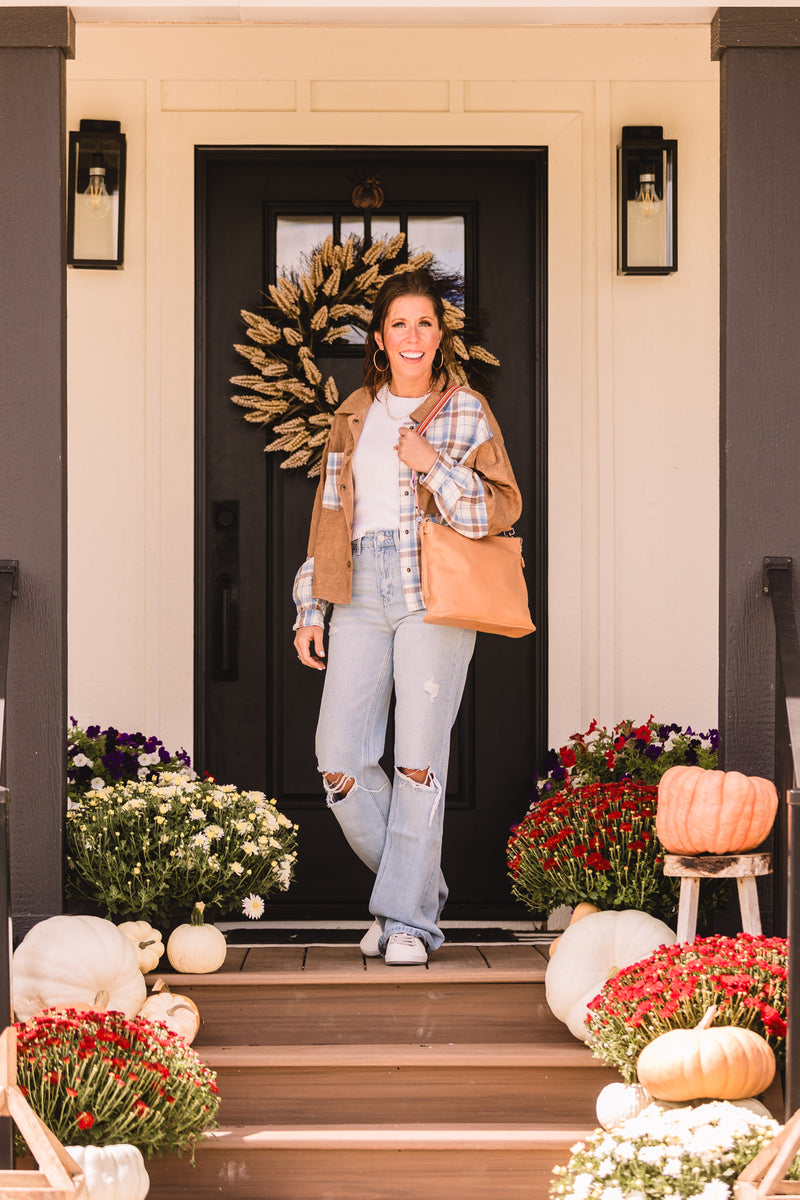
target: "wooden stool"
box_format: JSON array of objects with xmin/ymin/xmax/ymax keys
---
[{"xmin": 663, "ymin": 853, "xmax": 772, "ymax": 944}]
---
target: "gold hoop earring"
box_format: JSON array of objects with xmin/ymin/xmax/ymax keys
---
[
  {"xmin": 373, "ymin": 349, "xmax": 389, "ymax": 373},
  {"xmin": 432, "ymin": 347, "xmax": 444, "ymax": 372}
]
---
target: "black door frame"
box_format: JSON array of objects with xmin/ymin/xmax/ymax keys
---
[{"xmin": 194, "ymin": 145, "xmax": 549, "ymax": 914}]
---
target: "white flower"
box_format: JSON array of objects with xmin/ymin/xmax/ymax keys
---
[
  {"xmin": 570, "ymin": 1174, "xmax": 595, "ymax": 1200},
  {"xmin": 205, "ymin": 824, "xmax": 224, "ymax": 841},
  {"xmin": 242, "ymin": 893, "xmax": 265, "ymax": 919},
  {"xmin": 90, "ymin": 777, "xmax": 105, "ymax": 790},
  {"xmin": 637, "ymin": 1144, "xmax": 667, "ymax": 1164},
  {"xmin": 242, "ymin": 841, "xmax": 259, "ymax": 856},
  {"xmin": 189, "ymin": 808, "xmax": 205, "ymax": 821},
  {"xmin": 613, "ymin": 1141, "xmax": 636, "ymax": 1161},
  {"xmin": 138, "ymin": 752, "xmax": 161, "ymax": 766},
  {"xmin": 137, "ymin": 766, "xmax": 149, "ymax": 779},
  {"xmin": 230, "ymin": 862, "xmax": 244, "ymax": 876},
  {"xmin": 191, "ymin": 832, "xmax": 210, "ymax": 849},
  {"xmin": 694, "ymin": 1182, "xmax": 731, "ymax": 1200},
  {"xmin": 663, "ymin": 1158, "xmax": 683, "ymax": 1177},
  {"xmin": 71, "ymin": 753, "xmax": 92, "ymax": 768}
]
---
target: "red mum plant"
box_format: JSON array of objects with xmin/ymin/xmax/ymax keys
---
[
  {"xmin": 507, "ymin": 780, "xmax": 681, "ymax": 920},
  {"xmin": 15, "ymin": 1008, "xmax": 219, "ymax": 1159},
  {"xmin": 585, "ymin": 933, "xmax": 788, "ymax": 1083}
]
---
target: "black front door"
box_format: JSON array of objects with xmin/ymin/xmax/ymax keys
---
[{"xmin": 196, "ymin": 147, "xmax": 547, "ymax": 920}]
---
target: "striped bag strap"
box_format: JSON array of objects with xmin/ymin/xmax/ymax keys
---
[
  {"xmin": 412, "ymin": 383, "xmax": 462, "ymax": 514},
  {"xmin": 414, "ymin": 383, "xmax": 462, "ymax": 437}
]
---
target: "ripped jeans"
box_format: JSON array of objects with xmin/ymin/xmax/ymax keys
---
[{"xmin": 315, "ymin": 529, "xmax": 476, "ymax": 952}]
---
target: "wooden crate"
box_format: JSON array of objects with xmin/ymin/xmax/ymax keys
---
[
  {"xmin": 736, "ymin": 1107, "xmax": 800, "ymax": 1199},
  {"xmin": 0, "ymin": 1027, "xmax": 84, "ymax": 1199}
]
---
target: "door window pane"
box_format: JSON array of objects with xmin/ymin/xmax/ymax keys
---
[
  {"xmin": 340, "ymin": 215, "xmax": 363, "ymax": 243},
  {"xmin": 371, "ymin": 215, "xmax": 401, "ymax": 244},
  {"xmin": 408, "ymin": 215, "xmax": 465, "ymax": 303},
  {"xmin": 276, "ymin": 216, "xmax": 332, "ymax": 278}
]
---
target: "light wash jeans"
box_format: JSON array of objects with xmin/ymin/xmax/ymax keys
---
[{"xmin": 315, "ymin": 529, "xmax": 476, "ymax": 952}]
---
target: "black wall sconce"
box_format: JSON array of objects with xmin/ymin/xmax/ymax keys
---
[
  {"xmin": 67, "ymin": 119, "xmax": 126, "ymax": 269},
  {"xmin": 617, "ymin": 126, "xmax": 677, "ymax": 275}
]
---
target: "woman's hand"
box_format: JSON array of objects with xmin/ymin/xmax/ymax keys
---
[
  {"xmin": 395, "ymin": 427, "xmax": 438, "ymax": 474},
  {"xmin": 294, "ymin": 624, "xmax": 326, "ymax": 670}
]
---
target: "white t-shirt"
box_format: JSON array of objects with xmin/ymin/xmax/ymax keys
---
[{"xmin": 351, "ymin": 386, "xmax": 426, "ymax": 539}]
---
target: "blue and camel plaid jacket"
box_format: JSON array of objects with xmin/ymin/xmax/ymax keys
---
[{"xmin": 292, "ymin": 382, "xmax": 522, "ymax": 629}]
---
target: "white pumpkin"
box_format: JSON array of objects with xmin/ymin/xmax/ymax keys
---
[
  {"xmin": 595, "ymin": 1082, "xmax": 653, "ymax": 1129},
  {"xmin": 139, "ymin": 979, "xmax": 201, "ymax": 1043},
  {"xmin": 545, "ymin": 909, "xmax": 676, "ymax": 1042},
  {"xmin": 166, "ymin": 903, "xmax": 226, "ymax": 974},
  {"xmin": 118, "ymin": 921, "xmax": 165, "ymax": 974},
  {"xmin": 13, "ymin": 915, "xmax": 147, "ymax": 1021},
  {"xmin": 65, "ymin": 1144, "xmax": 149, "ymax": 1200}
]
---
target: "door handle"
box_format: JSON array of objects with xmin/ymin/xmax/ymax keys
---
[{"xmin": 211, "ymin": 502, "xmax": 239, "ymax": 682}]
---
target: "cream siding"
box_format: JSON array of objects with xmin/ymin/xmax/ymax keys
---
[{"xmin": 66, "ymin": 22, "xmax": 719, "ymax": 753}]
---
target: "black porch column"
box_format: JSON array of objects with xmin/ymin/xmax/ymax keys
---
[
  {"xmin": 0, "ymin": 7, "xmax": 75, "ymax": 937},
  {"xmin": 713, "ymin": 7, "xmax": 800, "ymax": 935}
]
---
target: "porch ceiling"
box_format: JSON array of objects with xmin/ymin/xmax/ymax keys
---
[{"xmin": 6, "ymin": 0, "xmax": 738, "ymax": 25}]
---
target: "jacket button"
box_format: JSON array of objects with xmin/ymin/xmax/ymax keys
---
[
  {"xmin": 346, "ymin": 560, "xmax": 352, "ymax": 568},
  {"xmin": 340, "ymin": 484, "xmax": 346, "ymax": 491}
]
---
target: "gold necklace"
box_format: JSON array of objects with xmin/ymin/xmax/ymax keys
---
[{"xmin": 382, "ymin": 387, "xmax": 430, "ymax": 421}]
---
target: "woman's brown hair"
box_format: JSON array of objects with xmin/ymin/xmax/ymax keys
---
[{"xmin": 363, "ymin": 269, "xmax": 455, "ymax": 398}]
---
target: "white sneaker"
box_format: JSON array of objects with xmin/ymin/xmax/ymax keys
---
[
  {"xmin": 384, "ymin": 932, "xmax": 428, "ymax": 965},
  {"xmin": 359, "ymin": 919, "xmax": 382, "ymax": 957}
]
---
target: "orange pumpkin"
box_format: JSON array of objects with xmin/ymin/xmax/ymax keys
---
[
  {"xmin": 656, "ymin": 765, "xmax": 778, "ymax": 855},
  {"xmin": 636, "ymin": 1006, "xmax": 776, "ymax": 1101}
]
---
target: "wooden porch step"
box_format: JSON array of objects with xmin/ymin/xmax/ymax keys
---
[
  {"xmin": 152, "ymin": 943, "xmax": 560, "ymax": 1046},
  {"xmin": 204, "ymin": 1041, "xmax": 617, "ymax": 1125},
  {"xmin": 146, "ymin": 1123, "xmax": 591, "ymax": 1200}
]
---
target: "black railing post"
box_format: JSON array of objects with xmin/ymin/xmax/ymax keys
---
[
  {"xmin": 763, "ymin": 558, "xmax": 800, "ymax": 1121},
  {"xmin": 0, "ymin": 561, "xmax": 18, "ymax": 1168},
  {"xmin": 788, "ymin": 789, "xmax": 800, "ymax": 1117}
]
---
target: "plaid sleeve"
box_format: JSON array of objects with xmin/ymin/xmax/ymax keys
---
[
  {"xmin": 292, "ymin": 557, "xmax": 328, "ymax": 631},
  {"xmin": 420, "ymin": 448, "xmax": 490, "ymax": 538}
]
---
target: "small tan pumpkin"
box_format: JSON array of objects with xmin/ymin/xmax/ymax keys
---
[
  {"xmin": 118, "ymin": 920, "xmax": 165, "ymax": 973},
  {"xmin": 548, "ymin": 902, "xmax": 601, "ymax": 958},
  {"xmin": 656, "ymin": 765, "xmax": 778, "ymax": 855},
  {"xmin": 166, "ymin": 902, "xmax": 226, "ymax": 974},
  {"xmin": 139, "ymin": 978, "xmax": 201, "ymax": 1043},
  {"xmin": 636, "ymin": 1006, "xmax": 776, "ymax": 1101}
]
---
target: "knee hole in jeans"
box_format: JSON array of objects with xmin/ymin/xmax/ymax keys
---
[
  {"xmin": 398, "ymin": 766, "xmax": 432, "ymax": 787},
  {"xmin": 322, "ymin": 771, "xmax": 355, "ymax": 799}
]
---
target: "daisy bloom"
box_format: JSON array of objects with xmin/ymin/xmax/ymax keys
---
[{"xmin": 242, "ymin": 893, "xmax": 265, "ymax": 920}]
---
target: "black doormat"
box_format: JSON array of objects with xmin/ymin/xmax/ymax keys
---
[{"xmin": 225, "ymin": 926, "xmax": 521, "ymax": 946}]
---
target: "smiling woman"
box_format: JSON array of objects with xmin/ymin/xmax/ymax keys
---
[{"xmin": 292, "ymin": 267, "xmax": 524, "ymax": 965}]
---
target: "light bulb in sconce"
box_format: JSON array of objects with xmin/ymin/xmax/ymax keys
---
[
  {"xmin": 626, "ymin": 169, "xmax": 667, "ymax": 268},
  {"xmin": 74, "ymin": 159, "xmax": 116, "ymax": 259},
  {"xmin": 631, "ymin": 172, "xmax": 661, "ymax": 222},
  {"xmin": 81, "ymin": 165, "xmax": 112, "ymax": 218}
]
